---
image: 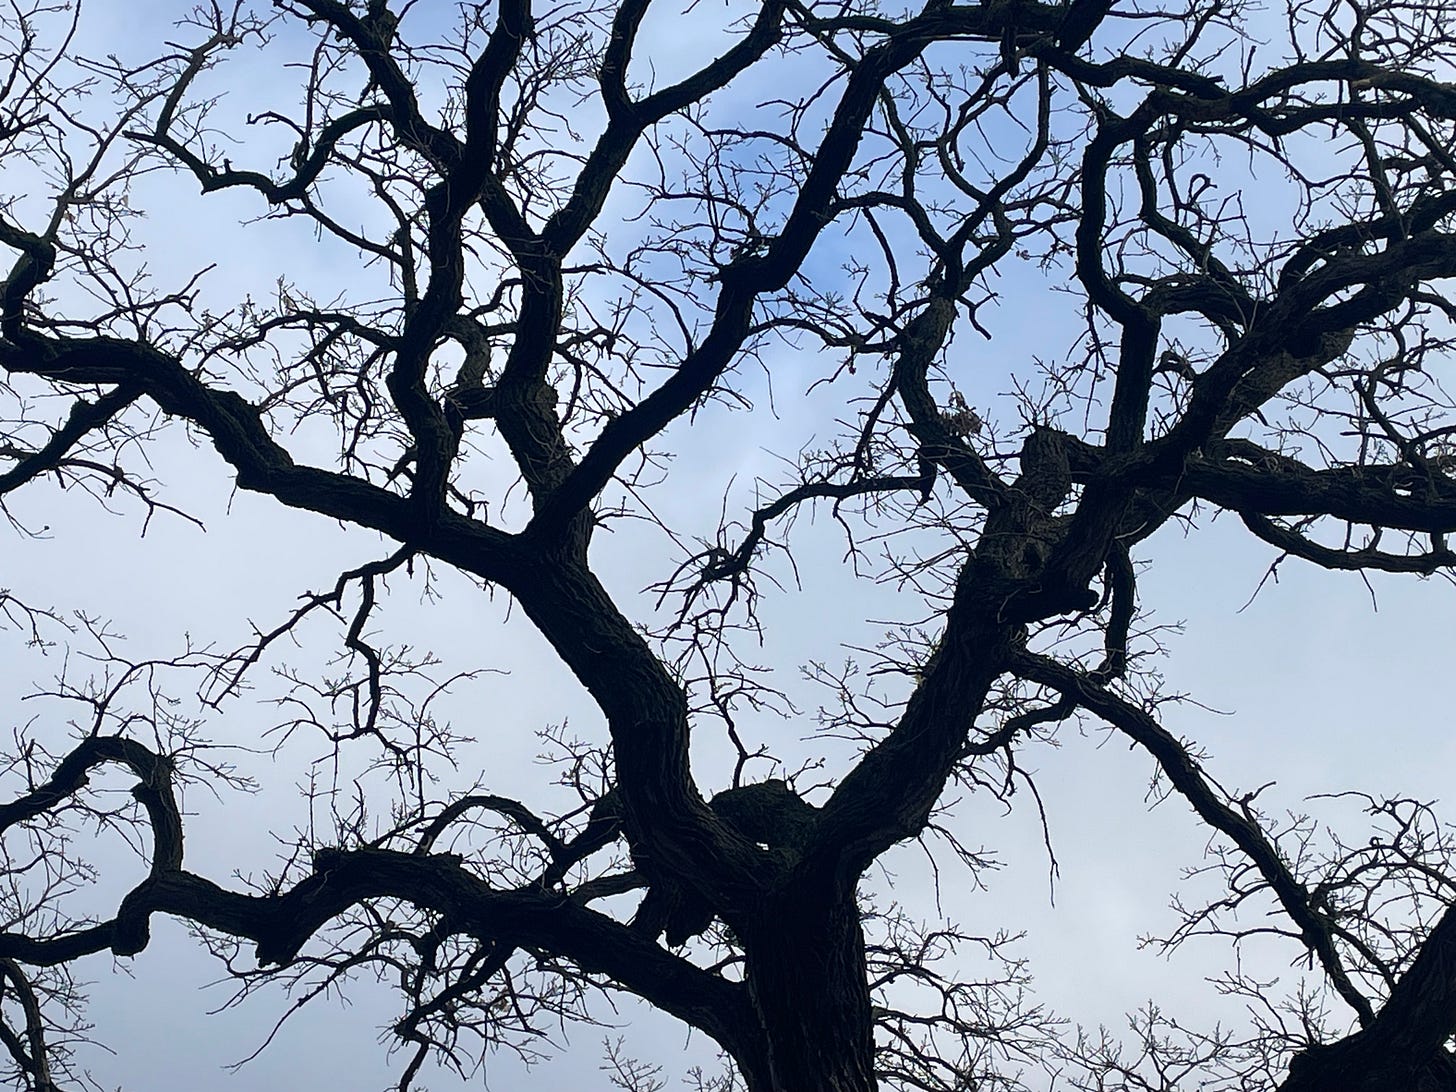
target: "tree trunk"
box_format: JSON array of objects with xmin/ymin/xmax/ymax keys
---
[
  {"xmin": 1281, "ymin": 1040, "xmax": 1456, "ymax": 1092},
  {"xmin": 737, "ymin": 892, "xmax": 878, "ymax": 1092}
]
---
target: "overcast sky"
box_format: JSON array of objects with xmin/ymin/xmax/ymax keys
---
[{"xmin": 3, "ymin": 2, "xmax": 1455, "ymax": 1090}]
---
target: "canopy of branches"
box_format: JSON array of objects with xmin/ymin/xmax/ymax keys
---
[{"xmin": 2, "ymin": 0, "xmax": 1456, "ymax": 1089}]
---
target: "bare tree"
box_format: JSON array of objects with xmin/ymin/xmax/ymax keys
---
[{"xmin": 2, "ymin": 0, "xmax": 1456, "ymax": 1088}]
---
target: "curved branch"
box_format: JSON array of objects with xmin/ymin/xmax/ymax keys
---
[
  {"xmin": 1186, "ymin": 446, "xmax": 1456, "ymax": 535},
  {"xmin": 698, "ymin": 472, "xmax": 930, "ymax": 588},
  {"xmin": 120, "ymin": 851, "xmax": 751, "ymax": 1050},
  {"xmin": 0, "ymin": 735, "xmax": 753, "ymax": 1061},
  {"xmin": 1240, "ymin": 511, "xmax": 1456, "ymax": 575},
  {"xmin": 1012, "ymin": 648, "xmax": 1376, "ymax": 1025},
  {"xmin": 0, "ymin": 735, "xmax": 182, "ymax": 876},
  {"xmin": 0, "ymin": 960, "xmax": 58, "ymax": 1092},
  {"xmin": 0, "ymin": 384, "xmax": 143, "ymax": 496},
  {"xmin": 127, "ymin": 105, "xmax": 392, "ymax": 204},
  {"xmin": 0, "ymin": 335, "xmax": 524, "ymax": 575},
  {"xmin": 809, "ymin": 556, "xmax": 1017, "ymax": 885}
]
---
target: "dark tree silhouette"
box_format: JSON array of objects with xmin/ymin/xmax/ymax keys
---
[{"xmin": 2, "ymin": 0, "xmax": 1456, "ymax": 1089}]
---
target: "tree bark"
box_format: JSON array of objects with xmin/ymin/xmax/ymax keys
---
[{"xmin": 738, "ymin": 892, "xmax": 878, "ymax": 1092}]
